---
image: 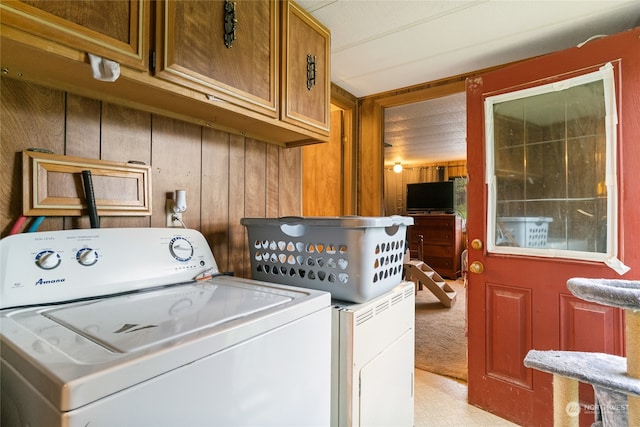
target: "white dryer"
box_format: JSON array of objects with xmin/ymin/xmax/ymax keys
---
[
  {"xmin": 0, "ymin": 228, "xmax": 331, "ymax": 427},
  {"xmin": 331, "ymin": 281, "xmax": 415, "ymax": 427}
]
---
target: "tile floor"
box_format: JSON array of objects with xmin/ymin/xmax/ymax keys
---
[{"xmin": 414, "ymin": 368, "xmax": 519, "ymax": 426}]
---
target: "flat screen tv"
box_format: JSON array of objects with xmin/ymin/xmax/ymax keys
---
[{"xmin": 406, "ymin": 181, "xmax": 455, "ymax": 213}]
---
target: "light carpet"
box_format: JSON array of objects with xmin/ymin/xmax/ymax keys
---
[{"xmin": 414, "ymin": 278, "xmax": 468, "ymax": 382}]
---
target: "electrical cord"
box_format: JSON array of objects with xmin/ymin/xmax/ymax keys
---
[{"xmin": 172, "ymin": 214, "xmax": 187, "ymax": 228}]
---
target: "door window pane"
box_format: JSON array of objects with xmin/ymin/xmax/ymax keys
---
[{"xmin": 485, "ymin": 65, "xmax": 617, "ymax": 261}]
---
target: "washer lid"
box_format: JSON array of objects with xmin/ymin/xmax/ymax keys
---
[{"xmin": 44, "ymin": 282, "xmax": 292, "ymax": 353}]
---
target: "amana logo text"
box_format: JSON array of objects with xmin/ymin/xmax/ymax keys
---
[{"xmin": 35, "ymin": 278, "xmax": 66, "ymax": 286}]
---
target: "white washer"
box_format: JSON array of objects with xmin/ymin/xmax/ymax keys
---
[{"xmin": 0, "ymin": 228, "xmax": 331, "ymax": 427}]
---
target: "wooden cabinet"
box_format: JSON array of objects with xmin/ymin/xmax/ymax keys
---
[
  {"xmin": 281, "ymin": 1, "xmax": 330, "ymax": 134},
  {"xmin": 0, "ymin": 0, "xmax": 149, "ymax": 71},
  {"xmin": 0, "ymin": 0, "xmax": 330, "ymax": 146},
  {"xmin": 408, "ymin": 214, "xmax": 463, "ymax": 279},
  {"xmin": 156, "ymin": 0, "xmax": 330, "ymax": 130},
  {"xmin": 155, "ymin": 0, "xmax": 278, "ymax": 117}
]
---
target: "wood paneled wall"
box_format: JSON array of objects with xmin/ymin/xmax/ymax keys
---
[
  {"xmin": 302, "ymin": 109, "xmax": 343, "ymax": 216},
  {"xmin": 0, "ymin": 78, "xmax": 302, "ymax": 278}
]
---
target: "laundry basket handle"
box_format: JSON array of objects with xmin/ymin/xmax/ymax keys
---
[
  {"xmin": 385, "ymin": 215, "xmax": 408, "ymax": 236},
  {"xmin": 278, "ymin": 216, "xmax": 306, "ymax": 237}
]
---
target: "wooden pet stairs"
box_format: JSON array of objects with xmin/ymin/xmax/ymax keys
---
[{"xmin": 404, "ymin": 259, "xmax": 457, "ymax": 308}]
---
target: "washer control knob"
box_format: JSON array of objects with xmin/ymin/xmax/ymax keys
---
[
  {"xmin": 76, "ymin": 248, "xmax": 99, "ymax": 266},
  {"xmin": 169, "ymin": 237, "xmax": 194, "ymax": 262},
  {"xmin": 35, "ymin": 250, "xmax": 62, "ymax": 270}
]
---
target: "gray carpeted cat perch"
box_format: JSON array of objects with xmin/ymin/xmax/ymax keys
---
[{"xmin": 524, "ymin": 278, "xmax": 640, "ymax": 426}]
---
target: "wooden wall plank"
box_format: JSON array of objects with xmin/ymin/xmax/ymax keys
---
[
  {"xmin": 1, "ymin": 79, "xmax": 65, "ymax": 233},
  {"xmin": 228, "ymin": 134, "xmax": 246, "ymax": 276},
  {"xmin": 245, "ymin": 138, "xmax": 267, "ymax": 218},
  {"xmin": 358, "ymin": 98, "xmax": 384, "ymax": 216},
  {"xmin": 100, "ymin": 103, "xmax": 152, "ymax": 228},
  {"xmin": 265, "ymin": 144, "xmax": 280, "ymax": 217},
  {"xmin": 279, "ymin": 146, "xmax": 302, "ymax": 216},
  {"xmin": 101, "ymin": 103, "xmax": 152, "ymax": 165},
  {"xmin": 202, "ymin": 128, "xmax": 230, "ymax": 272},
  {"xmin": 301, "ymin": 109, "xmax": 342, "ymax": 215},
  {"xmin": 244, "ymin": 138, "xmax": 267, "ymax": 276},
  {"xmin": 150, "ymin": 115, "xmax": 202, "ymax": 229},
  {"xmin": 64, "ymin": 94, "xmax": 101, "ymax": 230},
  {"xmin": 331, "ymin": 84, "xmax": 358, "ymax": 215},
  {"xmin": 65, "ymin": 94, "xmax": 101, "ymax": 159}
]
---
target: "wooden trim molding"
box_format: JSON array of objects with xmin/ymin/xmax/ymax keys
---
[
  {"xmin": 331, "ymin": 83, "xmax": 358, "ymax": 215},
  {"xmin": 22, "ymin": 151, "xmax": 152, "ymax": 216}
]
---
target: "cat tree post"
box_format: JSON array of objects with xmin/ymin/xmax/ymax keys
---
[{"xmin": 552, "ymin": 375, "xmax": 579, "ymax": 426}]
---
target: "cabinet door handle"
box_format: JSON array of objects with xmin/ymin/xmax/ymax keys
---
[
  {"xmin": 224, "ymin": 0, "xmax": 237, "ymax": 48},
  {"xmin": 307, "ymin": 54, "xmax": 317, "ymax": 90}
]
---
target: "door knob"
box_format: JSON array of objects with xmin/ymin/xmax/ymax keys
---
[
  {"xmin": 469, "ymin": 261, "xmax": 484, "ymax": 274},
  {"xmin": 471, "ymin": 239, "xmax": 483, "ymax": 250}
]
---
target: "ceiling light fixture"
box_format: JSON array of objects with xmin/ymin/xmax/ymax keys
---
[{"xmin": 393, "ymin": 162, "xmax": 403, "ymax": 173}]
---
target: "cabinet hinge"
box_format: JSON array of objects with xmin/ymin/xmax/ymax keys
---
[{"xmin": 149, "ymin": 50, "xmax": 156, "ymax": 72}]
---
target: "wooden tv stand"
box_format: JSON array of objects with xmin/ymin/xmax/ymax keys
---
[{"xmin": 408, "ymin": 214, "xmax": 463, "ymax": 279}]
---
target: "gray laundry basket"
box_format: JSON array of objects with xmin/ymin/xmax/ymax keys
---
[
  {"xmin": 241, "ymin": 216, "xmax": 414, "ymax": 303},
  {"xmin": 497, "ymin": 217, "xmax": 552, "ymax": 248}
]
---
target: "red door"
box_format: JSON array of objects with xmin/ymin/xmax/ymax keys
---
[{"xmin": 466, "ymin": 28, "xmax": 640, "ymax": 426}]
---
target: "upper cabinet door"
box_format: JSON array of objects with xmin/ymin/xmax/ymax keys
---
[
  {"xmin": 281, "ymin": 1, "xmax": 330, "ymax": 134},
  {"xmin": 0, "ymin": 0, "xmax": 149, "ymax": 71},
  {"xmin": 155, "ymin": 0, "xmax": 278, "ymax": 118}
]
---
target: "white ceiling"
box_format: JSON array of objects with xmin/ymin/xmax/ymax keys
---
[
  {"xmin": 384, "ymin": 92, "xmax": 467, "ymax": 165},
  {"xmin": 297, "ymin": 0, "xmax": 640, "ymax": 166}
]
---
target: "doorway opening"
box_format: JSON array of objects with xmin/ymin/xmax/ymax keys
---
[{"xmin": 383, "ymin": 91, "xmax": 469, "ymax": 382}]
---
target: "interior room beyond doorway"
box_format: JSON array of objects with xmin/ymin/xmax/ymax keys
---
[
  {"xmin": 383, "ymin": 91, "xmax": 467, "ymax": 218},
  {"xmin": 383, "ymin": 89, "xmax": 469, "ymax": 386}
]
